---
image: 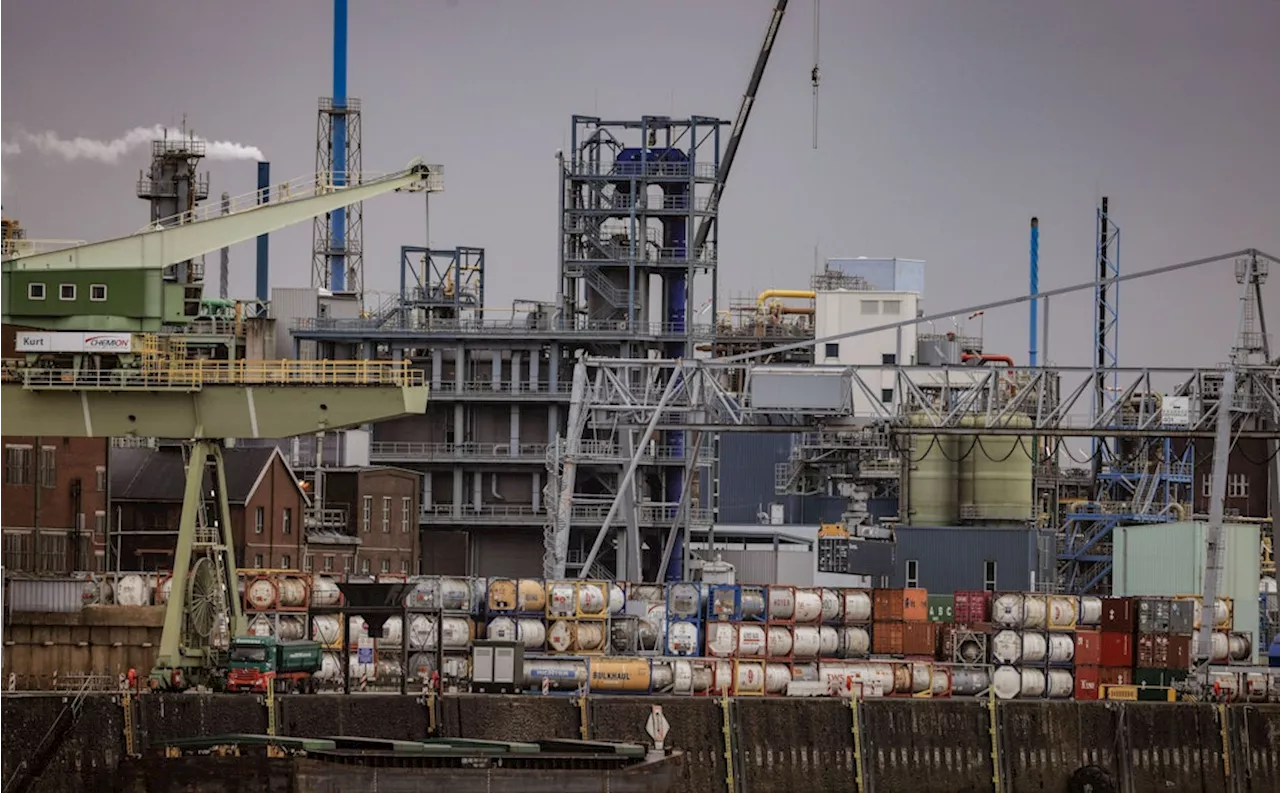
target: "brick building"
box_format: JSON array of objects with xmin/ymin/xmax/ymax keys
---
[
  {"xmin": 1, "ymin": 436, "xmax": 111, "ymax": 572},
  {"xmin": 1177, "ymin": 437, "xmax": 1275, "ymax": 518},
  {"xmin": 305, "ymin": 466, "xmax": 420, "ymax": 576},
  {"xmin": 110, "ymin": 446, "xmax": 308, "ymax": 571}
]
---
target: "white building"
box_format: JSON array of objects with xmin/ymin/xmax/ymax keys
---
[{"xmin": 814, "ymin": 289, "xmax": 921, "ymax": 417}]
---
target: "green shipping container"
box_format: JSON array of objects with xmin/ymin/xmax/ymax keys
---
[
  {"xmin": 1133, "ymin": 668, "xmax": 1189, "ymax": 689},
  {"xmin": 927, "ymin": 594, "xmax": 955, "ymax": 623}
]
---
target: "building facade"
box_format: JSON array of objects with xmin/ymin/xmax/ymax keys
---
[
  {"xmin": 110, "ymin": 446, "xmax": 307, "ymax": 571},
  {"xmin": 308, "ymin": 466, "xmax": 420, "ymax": 577}
]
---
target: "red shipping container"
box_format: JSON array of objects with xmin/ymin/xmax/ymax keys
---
[
  {"xmin": 873, "ymin": 590, "xmax": 904, "ymax": 622},
  {"xmin": 1100, "ymin": 598, "xmax": 1135, "ymax": 634},
  {"xmin": 1100, "ymin": 632, "xmax": 1133, "ymax": 668},
  {"xmin": 954, "ymin": 590, "xmax": 992, "ymax": 624},
  {"xmin": 1075, "ymin": 665, "xmax": 1101, "ymax": 700},
  {"xmin": 1166, "ymin": 635, "xmax": 1192, "ymax": 670},
  {"xmin": 903, "ymin": 621, "xmax": 937, "ymax": 657},
  {"xmin": 872, "ymin": 621, "xmax": 904, "ymax": 655},
  {"xmin": 1099, "ymin": 667, "xmax": 1132, "ymax": 687},
  {"xmin": 1074, "ymin": 628, "xmax": 1102, "ymax": 666}
]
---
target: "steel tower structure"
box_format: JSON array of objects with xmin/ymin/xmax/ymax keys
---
[{"xmin": 312, "ymin": 0, "xmax": 364, "ymax": 296}]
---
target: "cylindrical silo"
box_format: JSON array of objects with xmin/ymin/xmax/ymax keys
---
[
  {"xmin": 907, "ymin": 412, "xmax": 959, "ymax": 525},
  {"xmin": 969, "ymin": 414, "xmax": 1035, "ymax": 523}
]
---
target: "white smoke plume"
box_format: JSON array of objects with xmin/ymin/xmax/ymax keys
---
[{"xmin": 6, "ymin": 125, "xmax": 263, "ymax": 164}]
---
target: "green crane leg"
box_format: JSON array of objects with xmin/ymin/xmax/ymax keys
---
[{"xmin": 211, "ymin": 444, "xmax": 246, "ymax": 638}]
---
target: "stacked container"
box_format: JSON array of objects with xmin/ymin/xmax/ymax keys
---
[
  {"xmin": 486, "ymin": 578, "xmax": 549, "ymax": 653},
  {"xmin": 1071, "ymin": 595, "xmax": 1104, "ymax": 699},
  {"xmin": 546, "ymin": 581, "xmax": 611, "ymax": 655},
  {"xmin": 871, "ymin": 588, "xmax": 930, "ymax": 657}
]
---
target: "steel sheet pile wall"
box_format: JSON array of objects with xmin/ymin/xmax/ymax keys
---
[{"xmin": 5, "ymin": 693, "xmax": 1277, "ymax": 793}]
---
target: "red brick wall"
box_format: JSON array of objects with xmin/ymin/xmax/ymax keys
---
[
  {"xmin": 2, "ymin": 435, "xmax": 110, "ymax": 572},
  {"xmin": 240, "ymin": 455, "xmax": 306, "ymax": 570}
]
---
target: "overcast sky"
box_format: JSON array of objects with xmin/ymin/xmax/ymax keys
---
[{"xmin": 3, "ymin": 0, "xmax": 1278, "ymax": 374}]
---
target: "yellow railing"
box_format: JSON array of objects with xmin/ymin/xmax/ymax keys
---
[{"xmin": 3, "ymin": 359, "xmax": 426, "ymax": 389}]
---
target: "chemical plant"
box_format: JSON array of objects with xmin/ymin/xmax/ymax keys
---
[{"xmin": 1, "ymin": 1, "xmax": 1278, "ymax": 792}]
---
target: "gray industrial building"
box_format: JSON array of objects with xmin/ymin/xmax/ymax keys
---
[{"xmin": 886, "ymin": 525, "xmax": 1042, "ymax": 594}]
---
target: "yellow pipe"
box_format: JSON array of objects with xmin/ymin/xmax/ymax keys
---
[{"xmin": 756, "ymin": 289, "xmax": 814, "ymax": 307}]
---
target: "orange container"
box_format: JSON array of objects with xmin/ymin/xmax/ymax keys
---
[
  {"xmin": 903, "ymin": 588, "xmax": 928, "ymax": 622},
  {"xmin": 872, "ymin": 621, "xmax": 904, "ymax": 655},
  {"xmin": 902, "ymin": 621, "xmax": 938, "ymax": 657}
]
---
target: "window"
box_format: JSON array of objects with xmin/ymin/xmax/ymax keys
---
[
  {"xmin": 880, "ymin": 388, "xmax": 894, "ymax": 403},
  {"xmin": 401, "ymin": 497, "xmax": 411, "ymax": 531},
  {"xmin": 59, "ymin": 284, "xmax": 76, "ymax": 301},
  {"xmin": 89, "ymin": 284, "xmax": 108, "ymax": 301},
  {"xmin": 280, "ymin": 554, "xmax": 291, "ymax": 569},
  {"xmin": 5, "ymin": 445, "xmax": 33, "ymax": 485},
  {"xmin": 362, "ymin": 495, "xmax": 372, "ymax": 532},
  {"xmin": 95, "ymin": 466, "xmax": 107, "ymax": 491},
  {"xmin": 380, "ymin": 559, "xmax": 390, "ymax": 574},
  {"xmin": 881, "ymin": 353, "xmax": 897, "ymax": 365},
  {"xmin": 860, "ymin": 299, "xmax": 879, "ymax": 315},
  {"xmin": 255, "ymin": 506, "xmax": 265, "ymax": 534},
  {"xmin": 94, "ymin": 512, "xmax": 107, "ymax": 535},
  {"xmin": 323, "ymin": 556, "xmax": 334, "ymax": 572},
  {"xmin": 1202, "ymin": 474, "xmax": 1212, "ymax": 499},
  {"xmin": 27, "ymin": 283, "xmax": 46, "ymax": 300},
  {"xmin": 983, "ymin": 561, "xmax": 998, "ymax": 592},
  {"xmin": 881, "ymin": 300, "xmax": 902, "ymax": 316},
  {"xmin": 253, "ymin": 553, "xmax": 264, "ymax": 568},
  {"xmin": 1228, "ymin": 473, "xmax": 1249, "ymax": 499},
  {"xmin": 282, "ymin": 507, "xmax": 293, "ymax": 535},
  {"xmin": 382, "ymin": 497, "xmax": 391, "ymax": 532},
  {"xmin": 304, "ymin": 555, "xmax": 314, "ymax": 572},
  {"xmin": 824, "ymin": 342, "xmax": 839, "ymax": 359},
  {"xmin": 401, "ymin": 559, "xmax": 410, "ymax": 575},
  {"xmin": 39, "ymin": 446, "xmax": 56, "ymax": 488},
  {"xmin": 361, "ymin": 558, "xmax": 371, "ymax": 575},
  {"xmin": 905, "ymin": 559, "xmax": 919, "ymax": 588}
]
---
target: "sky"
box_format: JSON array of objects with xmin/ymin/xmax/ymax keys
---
[{"xmin": 3, "ymin": 0, "xmax": 1279, "ymax": 376}]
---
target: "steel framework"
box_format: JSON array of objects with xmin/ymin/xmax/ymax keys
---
[{"xmin": 312, "ymin": 96, "xmax": 364, "ymax": 295}]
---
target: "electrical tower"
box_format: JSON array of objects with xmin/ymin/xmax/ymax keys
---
[{"xmin": 312, "ymin": 0, "xmax": 364, "ymax": 297}]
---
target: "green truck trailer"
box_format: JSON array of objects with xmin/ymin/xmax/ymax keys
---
[{"xmin": 224, "ymin": 635, "xmax": 324, "ymax": 694}]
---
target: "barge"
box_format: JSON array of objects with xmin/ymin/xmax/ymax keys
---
[{"xmin": 111, "ymin": 734, "xmax": 683, "ymax": 793}]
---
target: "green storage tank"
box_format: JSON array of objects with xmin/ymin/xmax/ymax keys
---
[
  {"xmin": 963, "ymin": 414, "xmax": 1035, "ymax": 524},
  {"xmin": 906, "ymin": 412, "xmax": 958, "ymax": 525}
]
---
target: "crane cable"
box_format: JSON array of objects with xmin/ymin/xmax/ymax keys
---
[{"xmin": 811, "ymin": 0, "xmax": 821, "ymax": 149}]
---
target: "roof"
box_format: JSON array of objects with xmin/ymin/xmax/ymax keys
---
[
  {"xmin": 322, "ymin": 465, "xmax": 422, "ymax": 478},
  {"xmin": 110, "ymin": 446, "xmax": 308, "ymax": 505}
]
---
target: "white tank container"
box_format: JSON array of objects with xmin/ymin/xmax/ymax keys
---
[
  {"xmin": 931, "ymin": 665, "xmax": 952, "ymax": 696},
  {"xmin": 819, "ymin": 589, "xmax": 841, "ymax": 623},
  {"xmin": 311, "ymin": 576, "xmax": 342, "ymax": 606},
  {"xmin": 1046, "ymin": 669, "xmax": 1074, "ymax": 698},
  {"xmin": 992, "ymin": 630, "xmax": 1023, "ymax": 664},
  {"xmin": 908, "ymin": 662, "xmax": 932, "ymax": 693},
  {"xmin": 765, "ymin": 663, "xmax": 792, "ymax": 694},
  {"xmin": 115, "ymin": 574, "xmax": 150, "ymax": 607},
  {"xmin": 738, "ymin": 624, "xmax": 767, "ymax": 657},
  {"xmin": 793, "ymin": 590, "xmax": 823, "ymax": 623},
  {"xmin": 439, "ymin": 617, "xmax": 473, "ymax": 649},
  {"xmin": 1021, "ymin": 632, "xmax": 1048, "ymax": 664},
  {"xmin": 246, "ymin": 579, "xmax": 277, "ymax": 610},
  {"xmin": 439, "ymin": 577, "xmax": 473, "ymax": 610},
  {"xmin": 819, "ymin": 626, "xmax": 839, "ymax": 657},
  {"xmin": 278, "ymin": 577, "xmax": 308, "ymax": 607},
  {"xmin": 1078, "ymin": 596, "xmax": 1103, "ymax": 626},
  {"xmin": 347, "ymin": 616, "xmax": 369, "ymax": 643},
  {"xmin": 767, "ymin": 626, "xmax": 794, "ymax": 657},
  {"xmin": 669, "ymin": 659, "xmax": 713, "ymax": 694},
  {"xmin": 791, "ymin": 663, "xmax": 819, "ymax": 682},
  {"xmin": 629, "ymin": 585, "xmax": 666, "ymax": 604},
  {"xmin": 837, "ymin": 627, "xmax": 871, "ymax": 658},
  {"xmin": 767, "ymin": 587, "xmax": 795, "ymax": 620},
  {"xmin": 577, "ymin": 583, "xmax": 608, "ymax": 616},
  {"xmin": 277, "ymin": 615, "xmax": 306, "ymax": 641},
  {"xmin": 316, "ymin": 652, "xmax": 344, "ymax": 682},
  {"xmin": 407, "ymin": 653, "xmax": 436, "ymax": 681},
  {"xmin": 156, "ymin": 578, "xmax": 172, "ymax": 606},
  {"xmin": 1046, "ymin": 633, "xmax": 1075, "ymax": 664},
  {"xmin": 248, "ymin": 614, "xmax": 274, "ymax": 637},
  {"xmin": 1047, "ymin": 596, "xmax": 1077, "ymax": 629},
  {"xmin": 666, "ymin": 620, "xmax": 699, "ymax": 655},
  {"xmin": 381, "ymin": 616, "xmax": 405, "ymax": 646},
  {"xmin": 991, "ymin": 594, "xmax": 1024, "ymax": 628},
  {"xmin": 608, "ymin": 584, "xmax": 625, "ymax": 615},
  {"xmin": 840, "ymin": 590, "xmax": 873, "ymax": 624},
  {"xmin": 1022, "ymin": 596, "xmax": 1048, "ymax": 629},
  {"xmin": 487, "ymin": 616, "xmax": 547, "ymax": 649},
  {"xmin": 405, "ymin": 615, "xmax": 434, "ymax": 649},
  {"xmin": 951, "ymin": 667, "xmax": 990, "ymax": 696},
  {"xmin": 1227, "ymin": 633, "xmax": 1252, "ymax": 662},
  {"xmin": 732, "ymin": 661, "xmax": 766, "ymax": 694},
  {"xmin": 311, "ymin": 615, "xmax": 342, "ymax": 646},
  {"xmin": 791, "ymin": 626, "xmax": 822, "ymax": 658},
  {"xmin": 1020, "ymin": 667, "xmax": 1046, "ymax": 697},
  {"xmin": 547, "ymin": 583, "xmax": 577, "ymax": 617},
  {"xmin": 1210, "ymin": 632, "xmax": 1229, "ymax": 662},
  {"xmin": 706, "ymin": 622, "xmax": 738, "ymax": 657},
  {"xmin": 741, "ymin": 589, "xmax": 767, "ymax": 620},
  {"xmin": 667, "ymin": 583, "xmax": 703, "ymax": 618}
]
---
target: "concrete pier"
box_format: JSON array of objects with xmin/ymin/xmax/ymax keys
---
[{"xmin": 2, "ymin": 693, "xmax": 1276, "ymax": 793}]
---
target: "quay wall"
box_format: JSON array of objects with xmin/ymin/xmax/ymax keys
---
[{"xmin": 2, "ymin": 693, "xmax": 1277, "ymax": 793}]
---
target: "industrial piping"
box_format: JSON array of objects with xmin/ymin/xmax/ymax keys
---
[
  {"xmin": 756, "ymin": 289, "xmax": 815, "ymax": 306},
  {"xmin": 255, "ymin": 162, "xmax": 270, "ymax": 303},
  {"xmin": 961, "ymin": 352, "xmax": 1015, "ymax": 368}
]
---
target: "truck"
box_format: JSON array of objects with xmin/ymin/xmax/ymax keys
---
[{"xmin": 224, "ymin": 635, "xmax": 324, "ymax": 694}]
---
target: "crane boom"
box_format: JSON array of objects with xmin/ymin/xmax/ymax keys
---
[
  {"xmin": 2, "ymin": 159, "xmax": 440, "ymax": 274},
  {"xmin": 691, "ymin": 0, "xmax": 788, "ymax": 254}
]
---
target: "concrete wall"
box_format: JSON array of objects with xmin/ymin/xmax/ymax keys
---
[
  {"xmin": 1, "ymin": 607, "xmax": 164, "ymax": 686},
  {"xmin": 3, "ymin": 694, "xmax": 1276, "ymax": 793}
]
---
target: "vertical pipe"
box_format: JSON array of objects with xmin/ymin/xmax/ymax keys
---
[
  {"xmin": 255, "ymin": 162, "xmax": 271, "ymax": 303},
  {"xmin": 219, "ymin": 193, "xmax": 231, "ymax": 300},
  {"xmin": 329, "ymin": 0, "xmax": 348, "ymax": 291},
  {"xmin": 1029, "ymin": 217, "xmax": 1039, "ymax": 367}
]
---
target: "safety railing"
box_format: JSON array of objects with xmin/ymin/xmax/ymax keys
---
[
  {"xmin": 3, "ymin": 359, "xmax": 426, "ymax": 389},
  {"xmin": 292, "ymin": 316, "xmax": 718, "ymax": 339},
  {"xmin": 370, "ymin": 441, "xmax": 550, "ymax": 461},
  {"xmin": 418, "ymin": 502, "xmax": 712, "ymax": 525},
  {"xmin": 566, "ymin": 158, "xmax": 718, "ymax": 180}
]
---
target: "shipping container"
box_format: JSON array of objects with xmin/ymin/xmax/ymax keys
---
[
  {"xmin": 6, "ymin": 578, "xmax": 86, "ymax": 613},
  {"xmin": 1136, "ymin": 633, "xmax": 1171, "ymax": 669},
  {"xmin": 903, "ymin": 622, "xmax": 937, "ymax": 657},
  {"xmin": 1136, "ymin": 598, "xmax": 1172, "ymax": 634},
  {"xmin": 927, "ymin": 594, "xmax": 954, "ymax": 623},
  {"xmin": 1074, "ymin": 665, "xmax": 1101, "ymax": 700},
  {"xmin": 1074, "ymin": 628, "xmax": 1102, "ymax": 667},
  {"xmin": 1168, "ymin": 599, "xmax": 1195, "ymax": 635},
  {"xmin": 1099, "ymin": 667, "xmax": 1133, "ymax": 687},
  {"xmin": 954, "ymin": 590, "xmax": 992, "ymax": 624},
  {"xmin": 871, "ymin": 621, "xmax": 904, "ymax": 655},
  {"xmin": 1133, "ymin": 668, "xmax": 1189, "ymax": 689},
  {"xmin": 1100, "ymin": 632, "xmax": 1134, "ymax": 668},
  {"xmin": 1166, "ymin": 634, "xmax": 1192, "ymax": 670},
  {"xmin": 1100, "ymin": 598, "xmax": 1135, "ymax": 634}
]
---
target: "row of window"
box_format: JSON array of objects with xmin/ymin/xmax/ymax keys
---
[
  {"xmin": 3, "ymin": 445, "xmax": 108, "ymax": 490},
  {"xmin": 253, "ymin": 506, "xmax": 294, "ymax": 535},
  {"xmin": 904, "ymin": 559, "xmax": 999, "ymax": 592},
  {"xmin": 1203, "ymin": 473, "xmax": 1251, "ymax": 499},
  {"xmin": 26, "ymin": 283, "xmax": 109, "ymax": 302},
  {"xmin": 361, "ymin": 495, "xmax": 415, "ymax": 533},
  {"xmin": 247, "ymin": 552, "xmax": 412, "ymax": 577}
]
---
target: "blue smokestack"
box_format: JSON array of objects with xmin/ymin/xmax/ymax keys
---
[
  {"xmin": 329, "ymin": 0, "xmax": 348, "ymax": 291},
  {"xmin": 1029, "ymin": 217, "xmax": 1039, "ymax": 367},
  {"xmin": 256, "ymin": 162, "xmax": 270, "ymax": 303}
]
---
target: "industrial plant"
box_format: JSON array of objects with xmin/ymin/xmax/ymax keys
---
[{"xmin": 1, "ymin": 1, "xmax": 1278, "ymax": 792}]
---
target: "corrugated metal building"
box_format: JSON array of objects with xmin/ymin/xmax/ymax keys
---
[
  {"xmin": 1114, "ymin": 521, "xmax": 1261, "ymax": 662},
  {"xmin": 886, "ymin": 526, "xmax": 1038, "ymax": 593},
  {"xmin": 717, "ymin": 433, "xmax": 848, "ymax": 524},
  {"xmin": 693, "ymin": 524, "xmax": 894, "ymax": 588}
]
